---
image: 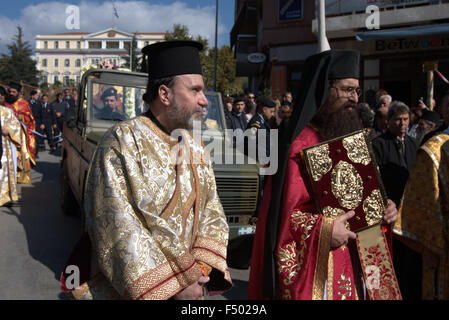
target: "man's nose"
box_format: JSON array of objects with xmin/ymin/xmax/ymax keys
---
[{"xmin": 199, "ymin": 92, "xmax": 208, "ymax": 106}]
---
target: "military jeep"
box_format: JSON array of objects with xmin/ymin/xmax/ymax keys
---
[{"xmin": 60, "ymin": 69, "xmax": 259, "ymax": 268}]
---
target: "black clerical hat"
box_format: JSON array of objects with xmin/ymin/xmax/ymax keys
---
[
  {"xmin": 9, "ymin": 82, "xmax": 22, "ymax": 92},
  {"xmin": 142, "ymin": 40, "xmax": 203, "ymax": 80},
  {"xmin": 421, "ymin": 110, "xmax": 441, "ymax": 125},
  {"xmin": 328, "ymin": 50, "xmax": 360, "ymax": 80}
]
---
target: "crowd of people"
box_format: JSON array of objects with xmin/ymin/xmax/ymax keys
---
[{"xmin": 0, "ymin": 82, "xmax": 76, "ymax": 207}]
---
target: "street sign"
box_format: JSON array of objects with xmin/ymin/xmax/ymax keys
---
[
  {"xmin": 278, "ymin": 0, "xmax": 303, "ymax": 22},
  {"xmin": 247, "ymin": 53, "xmax": 266, "ymax": 64}
]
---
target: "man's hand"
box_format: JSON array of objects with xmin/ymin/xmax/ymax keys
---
[
  {"xmin": 2, "ymin": 128, "xmax": 9, "ymax": 136},
  {"xmin": 382, "ymin": 200, "xmax": 398, "ymax": 225},
  {"xmin": 40, "ymin": 124, "xmax": 45, "ymax": 130},
  {"xmin": 53, "ymin": 124, "xmax": 57, "ymax": 129},
  {"xmin": 331, "ymin": 210, "xmax": 357, "ymax": 248},
  {"xmin": 173, "ymin": 276, "xmax": 210, "ymax": 300},
  {"xmin": 56, "ymin": 112, "xmax": 62, "ymax": 118}
]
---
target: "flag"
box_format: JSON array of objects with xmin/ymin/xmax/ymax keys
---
[{"xmin": 113, "ymin": 2, "xmax": 119, "ymax": 18}]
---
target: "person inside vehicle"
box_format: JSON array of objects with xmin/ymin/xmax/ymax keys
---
[{"xmin": 96, "ymin": 87, "xmax": 127, "ymax": 121}]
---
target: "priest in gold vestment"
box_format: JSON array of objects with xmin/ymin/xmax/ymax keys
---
[
  {"xmin": 0, "ymin": 91, "xmax": 22, "ymax": 206},
  {"xmin": 78, "ymin": 41, "xmax": 232, "ymax": 300},
  {"xmin": 395, "ymin": 106, "xmax": 449, "ymax": 302}
]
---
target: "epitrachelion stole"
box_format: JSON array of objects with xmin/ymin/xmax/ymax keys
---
[{"xmin": 301, "ymin": 130, "xmax": 402, "ymax": 300}]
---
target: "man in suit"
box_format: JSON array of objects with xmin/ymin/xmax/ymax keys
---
[
  {"xmin": 39, "ymin": 94, "xmax": 56, "ymax": 152},
  {"xmin": 372, "ymin": 100, "xmax": 420, "ymax": 300},
  {"xmin": 29, "ymin": 90, "xmax": 43, "ymax": 152}
]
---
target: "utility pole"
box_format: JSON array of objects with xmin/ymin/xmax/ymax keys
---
[
  {"xmin": 317, "ymin": 0, "xmax": 330, "ymax": 52},
  {"xmin": 213, "ymin": 0, "xmax": 218, "ymax": 91}
]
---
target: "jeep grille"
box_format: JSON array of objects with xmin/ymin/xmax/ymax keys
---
[{"xmin": 215, "ymin": 176, "xmax": 259, "ymax": 214}]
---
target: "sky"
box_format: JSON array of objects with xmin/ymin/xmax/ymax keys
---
[{"xmin": 0, "ymin": 0, "xmax": 235, "ymax": 54}]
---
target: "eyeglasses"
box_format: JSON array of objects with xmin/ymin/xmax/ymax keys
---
[
  {"xmin": 248, "ymin": 96, "xmax": 255, "ymax": 100},
  {"xmin": 332, "ymin": 85, "xmax": 362, "ymax": 98}
]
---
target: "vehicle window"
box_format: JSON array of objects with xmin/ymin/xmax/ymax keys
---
[
  {"xmin": 203, "ymin": 94, "xmax": 224, "ymax": 131},
  {"xmin": 91, "ymin": 83, "xmax": 147, "ymax": 121}
]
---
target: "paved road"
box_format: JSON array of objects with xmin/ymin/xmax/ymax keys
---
[{"xmin": 0, "ymin": 148, "xmax": 250, "ymax": 300}]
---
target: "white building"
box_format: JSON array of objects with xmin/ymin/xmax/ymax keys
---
[{"xmin": 35, "ymin": 28, "xmax": 165, "ymax": 86}]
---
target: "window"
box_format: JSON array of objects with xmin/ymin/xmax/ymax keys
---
[
  {"xmin": 44, "ymin": 41, "xmax": 48, "ymax": 49},
  {"xmin": 107, "ymin": 41, "xmax": 119, "ymax": 49},
  {"xmin": 66, "ymin": 41, "xmax": 70, "ymax": 49},
  {"xmin": 55, "ymin": 41, "xmax": 59, "ymax": 49},
  {"xmin": 40, "ymin": 75, "xmax": 48, "ymax": 85},
  {"xmin": 91, "ymin": 58, "xmax": 100, "ymax": 65},
  {"xmin": 54, "ymin": 75, "xmax": 59, "ymax": 84},
  {"xmin": 75, "ymin": 59, "xmax": 81, "ymax": 67},
  {"xmin": 65, "ymin": 59, "xmax": 70, "ymax": 67},
  {"xmin": 63, "ymin": 76, "xmax": 70, "ymax": 87},
  {"xmin": 75, "ymin": 75, "xmax": 80, "ymax": 86},
  {"xmin": 54, "ymin": 59, "xmax": 59, "ymax": 67},
  {"xmin": 42, "ymin": 59, "xmax": 47, "ymax": 67},
  {"xmin": 89, "ymin": 41, "xmax": 102, "ymax": 49},
  {"xmin": 77, "ymin": 41, "xmax": 81, "ymax": 49},
  {"xmin": 144, "ymin": 41, "xmax": 149, "ymax": 46}
]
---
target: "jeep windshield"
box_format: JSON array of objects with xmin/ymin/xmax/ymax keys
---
[
  {"xmin": 91, "ymin": 83, "xmax": 147, "ymax": 121},
  {"xmin": 90, "ymin": 82, "xmax": 224, "ymax": 131}
]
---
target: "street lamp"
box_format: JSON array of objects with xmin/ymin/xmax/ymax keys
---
[{"xmin": 213, "ymin": 0, "xmax": 218, "ymax": 91}]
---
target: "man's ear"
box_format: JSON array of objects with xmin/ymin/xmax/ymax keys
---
[{"xmin": 158, "ymin": 85, "xmax": 171, "ymax": 106}]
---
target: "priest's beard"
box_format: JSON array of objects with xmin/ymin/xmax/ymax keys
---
[
  {"xmin": 314, "ymin": 102, "xmax": 362, "ymax": 141},
  {"xmin": 170, "ymin": 97, "xmax": 202, "ymax": 131},
  {"xmin": 5, "ymin": 94, "xmax": 18, "ymax": 104}
]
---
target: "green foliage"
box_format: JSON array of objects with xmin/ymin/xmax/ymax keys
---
[
  {"xmin": 163, "ymin": 24, "xmax": 243, "ymax": 95},
  {"xmin": 0, "ymin": 26, "xmax": 40, "ymax": 86},
  {"xmin": 122, "ymin": 33, "xmax": 143, "ymax": 72}
]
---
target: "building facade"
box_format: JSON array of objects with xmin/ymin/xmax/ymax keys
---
[
  {"xmin": 231, "ymin": 0, "xmax": 449, "ymax": 107},
  {"xmin": 35, "ymin": 28, "xmax": 165, "ymax": 86}
]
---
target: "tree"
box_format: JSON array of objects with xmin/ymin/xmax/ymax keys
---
[
  {"xmin": 164, "ymin": 24, "xmax": 209, "ymax": 49},
  {"xmin": 0, "ymin": 26, "xmax": 39, "ymax": 86},
  {"xmin": 122, "ymin": 33, "xmax": 141, "ymax": 72},
  {"xmin": 163, "ymin": 24, "xmax": 242, "ymax": 95}
]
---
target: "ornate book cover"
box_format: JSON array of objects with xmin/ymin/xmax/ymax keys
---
[
  {"xmin": 300, "ymin": 129, "xmax": 402, "ymax": 300},
  {"xmin": 301, "ymin": 129, "xmax": 387, "ymax": 232}
]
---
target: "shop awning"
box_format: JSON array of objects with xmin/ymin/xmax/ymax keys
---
[{"xmin": 356, "ymin": 23, "xmax": 449, "ymax": 41}]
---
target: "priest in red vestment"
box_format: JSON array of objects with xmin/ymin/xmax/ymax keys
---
[
  {"xmin": 248, "ymin": 50, "xmax": 398, "ymax": 300},
  {"xmin": 5, "ymin": 82, "xmax": 36, "ymax": 184}
]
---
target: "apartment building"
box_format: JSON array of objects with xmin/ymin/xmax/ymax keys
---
[{"xmin": 231, "ymin": 0, "xmax": 449, "ymax": 106}]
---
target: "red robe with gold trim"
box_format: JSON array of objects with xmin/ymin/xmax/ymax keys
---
[
  {"xmin": 5, "ymin": 98, "xmax": 36, "ymax": 165},
  {"xmin": 249, "ymin": 125, "xmax": 360, "ymax": 300}
]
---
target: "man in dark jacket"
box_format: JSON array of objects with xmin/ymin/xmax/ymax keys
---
[
  {"xmin": 245, "ymin": 99, "xmax": 276, "ymax": 164},
  {"xmin": 29, "ymin": 90, "xmax": 43, "ymax": 152},
  {"xmin": 51, "ymin": 92, "xmax": 69, "ymax": 145},
  {"xmin": 227, "ymin": 98, "xmax": 248, "ymax": 131},
  {"xmin": 372, "ymin": 100, "xmax": 420, "ymax": 300},
  {"xmin": 39, "ymin": 94, "xmax": 56, "ymax": 152}
]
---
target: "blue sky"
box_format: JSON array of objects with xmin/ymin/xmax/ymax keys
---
[{"xmin": 0, "ymin": 1, "xmax": 235, "ymax": 54}]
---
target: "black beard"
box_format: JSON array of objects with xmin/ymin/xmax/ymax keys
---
[
  {"xmin": 313, "ymin": 102, "xmax": 362, "ymax": 141},
  {"xmin": 5, "ymin": 95, "xmax": 18, "ymax": 104}
]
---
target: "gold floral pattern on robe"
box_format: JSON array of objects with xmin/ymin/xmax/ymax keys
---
[
  {"xmin": 83, "ymin": 115, "xmax": 232, "ymax": 299},
  {"xmin": 395, "ymin": 133, "xmax": 449, "ymax": 300},
  {"xmin": 0, "ymin": 106, "xmax": 22, "ymax": 206}
]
